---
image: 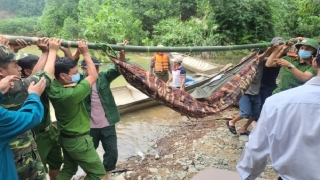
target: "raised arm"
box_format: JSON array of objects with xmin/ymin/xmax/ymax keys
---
[
  {"xmin": 265, "ymin": 44, "xmax": 282, "ymax": 67},
  {"xmin": 45, "ymin": 38, "xmax": 62, "ymax": 76},
  {"xmin": 72, "ymin": 48, "xmax": 81, "ymax": 61},
  {"xmin": 59, "ymin": 46, "xmax": 73, "ymax": 59},
  {"xmin": 8, "ymin": 39, "xmax": 30, "ymax": 53},
  {"xmin": 150, "ymin": 56, "xmax": 155, "ymax": 74},
  {"xmin": 78, "ymin": 40, "xmax": 98, "ymax": 86},
  {"xmin": 31, "ymin": 38, "xmax": 49, "ymax": 76}
]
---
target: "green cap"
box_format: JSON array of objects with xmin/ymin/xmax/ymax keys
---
[
  {"xmin": 0, "ymin": 46, "xmax": 28, "ymax": 65},
  {"xmin": 295, "ymin": 38, "xmax": 319, "ymax": 50}
]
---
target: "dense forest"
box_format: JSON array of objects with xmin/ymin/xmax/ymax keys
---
[{"xmin": 0, "ymin": 0, "xmax": 319, "ymax": 46}]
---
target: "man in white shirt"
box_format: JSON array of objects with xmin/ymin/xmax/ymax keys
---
[
  {"xmin": 237, "ymin": 55, "xmax": 320, "ymax": 180},
  {"xmin": 166, "ymin": 56, "xmax": 186, "ymax": 90}
]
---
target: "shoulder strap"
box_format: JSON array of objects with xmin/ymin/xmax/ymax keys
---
[{"xmin": 286, "ymin": 52, "xmax": 298, "ymax": 59}]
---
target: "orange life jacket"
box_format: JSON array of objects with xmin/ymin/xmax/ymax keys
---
[{"xmin": 154, "ymin": 53, "xmax": 169, "ymax": 72}]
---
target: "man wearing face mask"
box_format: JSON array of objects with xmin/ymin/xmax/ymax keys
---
[
  {"xmin": 266, "ymin": 38, "xmax": 319, "ymax": 94},
  {"xmin": 46, "ymin": 40, "xmax": 105, "ymax": 180}
]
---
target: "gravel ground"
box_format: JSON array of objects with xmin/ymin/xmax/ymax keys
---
[{"xmin": 106, "ymin": 106, "xmax": 278, "ymax": 180}]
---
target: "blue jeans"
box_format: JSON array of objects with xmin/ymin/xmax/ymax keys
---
[{"xmin": 239, "ymin": 94, "xmax": 261, "ymax": 120}]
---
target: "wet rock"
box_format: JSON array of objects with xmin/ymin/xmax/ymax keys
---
[
  {"xmin": 149, "ymin": 168, "xmax": 158, "ymax": 173},
  {"xmin": 114, "ymin": 175, "xmax": 126, "ymax": 180},
  {"xmin": 195, "ymin": 164, "xmax": 205, "ymax": 171},
  {"xmin": 177, "ymin": 171, "xmax": 187, "ymax": 180},
  {"xmin": 182, "ymin": 165, "xmax": 188, "ymax": 170},
  {"xmin": 155, "ymin": 153, "xmax": 160, "ymax": 160},
  {"xmin": 188, "ymin": 165, "xmax": 198, "ymax": 173}
]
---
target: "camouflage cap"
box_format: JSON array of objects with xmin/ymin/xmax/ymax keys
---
[
  {"xmin": 0, "ymin": 46, "xmax": 28, "ymax": 64},
  {"xmin": 295, "ymin": 38, "xmax": 319, "ymax": 50}
]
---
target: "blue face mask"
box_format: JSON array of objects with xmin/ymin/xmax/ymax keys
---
[
  {"xmin": 298, "ymin": 50, "xmax": 312, "ymax": 59},
  {"xmin": 70, "ymin": 73, "xmax": 80, "ymax": 83}
]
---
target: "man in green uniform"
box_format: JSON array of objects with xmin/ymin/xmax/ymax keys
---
[
  {"xmin": 76, "ymin": 46, "xmax": 127, "ymax": 180},
  {"xmin": 46, "ymin": 40, "xmax": 105, "ymax": 180},
  {"xmin": 266, "ymin": 38, "xmax": 318, "ymax": 94},
  {"xmin": 17, "ymin": 38, "xmax": 63, "ymax": 180},
  {"xmin": 0, "ymin": 35, "xmax": 60, "ymax": 179}
]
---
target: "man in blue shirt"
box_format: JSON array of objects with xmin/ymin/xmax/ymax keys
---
[{"xmin": 0, "ymin": 75, "xmax": 47, "ymax": 180}]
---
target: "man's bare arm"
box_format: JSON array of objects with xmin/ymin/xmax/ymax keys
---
[
  {"xmin": 44, "ymin": 38, "xmax": 62, "ymax": 76},
  {"xmin": 31, "ymin": 38, "xmax": 49, "ymax": 76},
  {"xmin": 78, "ymin": 40, "xmax": 98, "ymax": 86}
]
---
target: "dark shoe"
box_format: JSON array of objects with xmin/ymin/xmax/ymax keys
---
[
  {"xmin": 239, "ymin": 131, "xmax": 250, "ymax": 136},
  {"xmin": 226, "ymin": 121, "xmax": 237, "ymax": 134}
]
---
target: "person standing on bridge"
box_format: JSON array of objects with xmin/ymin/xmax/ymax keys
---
[{"xmin": 150, "ymin": 45, "xmax": 172, "ymax": 82}]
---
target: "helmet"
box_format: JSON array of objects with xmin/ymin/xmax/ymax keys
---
[{"xmin": 295, "ymin": 38, "xmax": 319, "ymax": 50}]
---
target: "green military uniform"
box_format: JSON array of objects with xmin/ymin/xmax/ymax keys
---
[
  {"xmin": 80, "ymin": 64, "xmax": 121, "ymax": 172},
  {"xmin": 32, "ymin": 92, "xmax": 63, "ymax": 173},
  {"xmin": 1, "ymin": 71, "xmax": 53, "ymax": 180},
  {"xmin": 273, "ymin": 56, "xmax": 317, "ymax": 94},
  {"xmin": 46, "ymin": 79, "xmax": 105, "ymax": 180}
]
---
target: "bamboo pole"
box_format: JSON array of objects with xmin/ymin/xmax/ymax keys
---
[{"xmin": 6, "ymin": 35, "xmax": 299, "ymax": 52}]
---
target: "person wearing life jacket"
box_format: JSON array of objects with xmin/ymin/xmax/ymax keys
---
[
  {"xmin": 149, "ymin": 45, "xmax": 172, "ymax": 82},
  {"xmin": 266, "ymin": 38, "xmax": 319, "ymax": 94}
]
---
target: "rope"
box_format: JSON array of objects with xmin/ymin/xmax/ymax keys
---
[{"xmin": 95, "ymin": 42, "xmax": 118, "ymax": 59}]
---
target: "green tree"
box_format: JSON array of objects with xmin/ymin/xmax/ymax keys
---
[
  {"xmin": 40, "ymin": 0, "xmax": 80, "ymax": 37},
  {"xmin": 210, "ymin": 0, "xmax": 274, "ymax": 44},
  {"xmin": 0, "ymin": 0, "xmax": 45, "ymax": 17},
  {"xmin": 82, "ymin": 0, "xmax": 147, "ymax": 45},
  {"xmin": 0, "ymin": 17, "xmax": 40, "ymax": 35}
]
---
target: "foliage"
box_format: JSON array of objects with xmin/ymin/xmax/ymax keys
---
[
  {"xmin": 40, "ymin": 0, "xmax": 80, "ymax": 37},
  {"xmin": 59, "ymin": 17, "xmax": 82, "ymax": 40},
  {"xmin": 119, "ymin": 0, "xmax": 179, "ymax": 38},
  {"xmin": 82, "ymin": 0, "xmax": 147, "ymax": 45},
  {"xmin": 2, "ymin": 0, "xmax": 320, "ymax": 51},
  {"xmin": 270, "ymin": 0, "xmax": 320, "ymax": 40},
  {"xmin": 152, "ymin": 17, "xmax": 222, "ymax": 46},
  {"xmin": 209, "ymin": 0, "xmax": 275, "ymax": 44},
  {"xmin": 0, "ymin": 0, "xmax": 45, "ymax": 17},
  {"xmin": 0, "ymin": 17, "xmax": 40, "ymax": 35}
]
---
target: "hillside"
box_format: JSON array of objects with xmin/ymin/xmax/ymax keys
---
[{"xmin": 0, "ymin": 10, "xmax": 15, "ymax": 20}]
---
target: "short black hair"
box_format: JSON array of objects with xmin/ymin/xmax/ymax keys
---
[
  {"xmin": 17, "ymin": 54, "xmax": 39, "ymax": 76},
  {"xmin": 54, "ymin": 57, "xmax": 78, "ymax": 79}
]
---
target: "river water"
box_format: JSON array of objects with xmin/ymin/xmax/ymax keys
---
[{"xmin": 50, "ymin": 102, "xmax": 188, "ymax": 176}]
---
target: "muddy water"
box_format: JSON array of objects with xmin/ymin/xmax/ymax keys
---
[{"xmin": 50, "ymin": 103, "xmax": 188, "ymax": 175}]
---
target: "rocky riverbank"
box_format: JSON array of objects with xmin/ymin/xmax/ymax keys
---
[{"xmin": 108, "ymin": 106, "xmax": 278, "ymax": 180}]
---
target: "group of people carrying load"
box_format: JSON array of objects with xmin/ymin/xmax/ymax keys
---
[
  {"xmin": 0, "ymin": 33, "xmax": 319, "ymax": 180},
  {"xmin": 0, "ymin": 35, "xmax": 128, "ymax": 180}
]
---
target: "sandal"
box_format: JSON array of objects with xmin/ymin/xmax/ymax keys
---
[
  {"xmin": 226, "ymin": 121, "xmax": 237, "ymax": 135},
  {"xmin": 239, "ymin": 131, "xmax": 250, "ymax": 136}
]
